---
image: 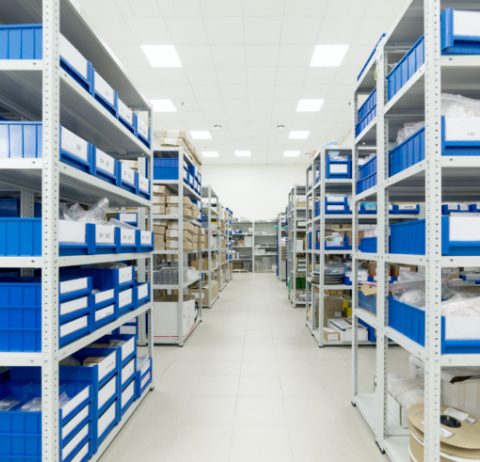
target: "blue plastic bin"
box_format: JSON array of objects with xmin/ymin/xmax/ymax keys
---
[
  {"xmin": 116, "ymin": 162, "xmax": 137, "ymax": 194},
  {"xmin": 136, "ymin": 230, "xmax": 154, "ymax": 252},
  {"xmin": 325, "ymin": 233, "xmax": 351, "ymax": 251},
  {"xmin": 389, "ymin": 125, "xmax": 425, "ymax": 177},
  {"xmin": 116, "ymin": 213, "xmax": 138, "ymax": 226},
  {"xmin": 355, "ymin": 105, "xmax": 376, "ymax": 137},
  {"xmin": 325, "ymin": 196, "xmax": 351, "ymax": 214},
  {"xmin": 153, "ymin": 157, "xmax": 178, "ymax": 180},
  {"xmin": 117, "ymin": 287, "xmax": 135, "ymax": 316},
  {"xmin": 92, "ymin": 69, "xmax": 117, "ymax": 114},
  {"xmin": 358, "ymin": 291, "xmax": 377, "ymax": 313},
  {"xmin": 386, "ymin": 36, "xmax": 425, "ymax": 101},
  {"xmin": 0, "ymin": 198, "xmax": 19, "ymax": 217},
  {"xmin": 357, "ymin": 34, "xmax": 386, "ymax": 81},
  {"xmin": 441, "ymin": 8, "xmax": 480, "ymax": 55},
  {"xmin": 359, "ymin": 236, "xmax": 377, "ymax": 253},
  {"xmin": 136, "ymin": 357, "xmax": 152, "ymax": 398},
  {"xmin": 357, "ymin": 156, "xmax": 377, "ymax": 194},
  {"xmin": 91, "ymin": 147, "xmax": 117, "ymax": 185},
  {"xmin": 87, "ymin": 223, "xmax": 117, "ymax": 255},
  {"xmin": 60, "ymin": 126, "xmax": 92, "ymax": 173},
  {"xmin": 115, "ymin": 227, "xmax": 137, "ymax": 253},
  {"xmin": 356, "ymin": 89, "xmax": 377, "ymax": 136},
  {"xmin": 60, "ymin": 35, "xmax": 93, "ymax": 92},
  {"xmin": 0, "ymin": 24, "xmax": 42, "ymax": 59},
  {"xmin": 120, "ymin": 375, "xmax": 137, "ymax": 416},
  {"xmin": 0, "ymin": 121, "xmax": 42, "ymax": 159},
  {"xmin": 390, "ymin": 203, "xmax": 421, "ymax": 214},
  {"xmin": 134, "ymin": 113, "xmax": 151, "ymax": 148},
  {"xmin": 326, "ymin": 151, "xmax": 352, "ymax": 179},
  {"xmin": 134, "ymin": 282, "xmax": 150, "ymax": 308},
  {"xmin": 359, "ymin": 202, "xmax": 377, "ymax": 214},
  {"xmin": 136, "ymin": 173, "xmax": 151, "ymax": 200}
]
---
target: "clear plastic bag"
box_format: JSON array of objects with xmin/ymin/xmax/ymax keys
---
[
  {"xmin": 442, "ymin": 93, "xmax": 480, "ymax": 118},
  {"xmin": 396, "ymin": 121, "xmax": 425, "ymax": 144},
  {"xmin": 325, "ymin": 261, "xmax": 346, "ymax": 275},
  {"xmin": 109, "ymin": 218, "xmax": 135, "ymax": 229},
  {"xmin": 398, "ymin": 289, "xmax": 425, "ymax": 308},
  {"xmin": 61, "ymin": 198, "xmax": 110, "ymax": 224}
]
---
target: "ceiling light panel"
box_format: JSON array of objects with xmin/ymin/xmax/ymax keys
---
[
  {"xmin": 202, "ymin": 151, "xmax": 220, "ymax": 158},
  {"xmin": 190, "ymin": 130, "xmax": 212, "ymax": 140},
  {"xmin": 296, "ymin": 99, "xmax": 324, "ymax": 112},
  {"xmin": 140, "ymin": 45, "xmax": 182, "ymax": 68},
  {"xmin": 150, "ymin": 99, "xmax": 177, "ymax": 112},
  {"xmin": 235, "ymin": 150, "xmax": 252, "ymax": 157},
  {"xmin": 310, "ymin": 44, "xmax": 349, "ymax": 67},
  {"xmin": 283, "ymin": 150, "xmax": 301, "ymax": 157},
  {"xmin": 289, "ymin": 130, "xmax": 310, "ymax": 140}
]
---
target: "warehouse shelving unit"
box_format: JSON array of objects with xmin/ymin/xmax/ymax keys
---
[
  {"xmin": 306, "ymin": 149, "xmax": 360, "ymax": 346},
  {"xmin": 201, "ymin": 185, "xmax": 221, "ymax": 307},
  {"xmin": 253, "ymin": 219, "xmax": 278, "ymax": 273},
  {"xmin": 0, "ymin": 1, "xmax": 154, "ymax": 460},
  {"xmin": 277, "ymin": 211, "xmax": 287, "ymax": 281},
  {"xmin": 225, "ymin": 207, "xmax": 234, "ymax": 283},
  {"xmin": 152, "ymin": 147, "xmax": 203, "ymax": 346},
  {"xmin": 231, "ymin": 219, "xmax": 254, "ymax": 272},
  {"xmin": 287, "ymin": 185, "xmax": 307, "ymax": 307},
  {"xmin": 352, "ymin": 2, "xmax": 480, "ymax": 461}
]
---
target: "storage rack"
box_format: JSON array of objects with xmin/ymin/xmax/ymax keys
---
[
  {"xmin": 352, "ymin": 2, "xmax": 480, "ymax": 461},
  {"xmin": 219, "ymin": 204, "xmax": 229, "ymax": 290},
  {"xmin": 253, "ymin": 219, "xmax": 278, "ymax": 273},
  {"xmin": 287, "ymin": 185, "xmax": 307, "ymax": 306},
  {"xmin": 201, "ymin": 185, "xmax": 221, "ymax": 307},
  {"xmin": 231, "ymin": 219, "xmax": 254, "ymax": 272},
  {"xmin": 306, "ymin": 149, "xmax": 360, "ymax": 346},
  {"xmin": 152, "ymin": 147, "xmax": 203, "ymax": 346},
  {"xmin": 276, "ymin": 212, "xmax": 287, "ymax": 281},
  {"xmin": 0, "ymin": 1, "xmax": 154, "ymax": 460},
  {"xmin": 225, "ymin": 207, "xmax": 234, "ymax": 283}
]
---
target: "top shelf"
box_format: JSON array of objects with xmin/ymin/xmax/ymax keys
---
[{"xmin": 0, "ymin": 0, "xmax": 149, "ymax": 109}]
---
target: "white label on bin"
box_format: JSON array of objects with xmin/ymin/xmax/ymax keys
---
[
  {"xmin": 60, "ymin": 277, "xmax": 88, "ymax": 295},
  {"xmin": 446, "ymin": 316, "xmax": 480, "ymax": 340},
  {"xmin": 119, "ymin": 267, "xmax": 133, "ymax": 285},
  {"xmin": 453, "ymin": 10, "xmax": 480, "ymax": 38},
  {"xmin": 119, "ymin": 325, "xmax": 137, "ymax": 335},
  {"xmin": 118, "ymin": 98, "xmax": 133, "ymax": 125},
  {"xmin": 139, "ymin": 175, "xmax": 149, "ymax": 193},
  {"xmin": 96, "ymin": 225, "xmax": 115, "ymax": 244},
  {"xmin": 60, "ymin": 35, "xmax": 89, "ymax": 79},
  {"xmin": 96, "ymin": 148, "xmax": 116, "ymax": 175},
  {"xmin": 122, "ymin": 359, "xmax": 135, "ymax": 385},
  {"xmin": 183, "ymin": 169, "xmax": 188, "ymax": 180},
  {"xmin": 60, "ymin": 316, "xmax": 88, "ymax": 338},
  {"xmin": 330, "ymin": 164, "xmax": 348, "ymax": 174},
  {"xmin": 121, "ymin": 228, "xmax": 136, "ymax": 245},
  {"xmin": 398, "ymin": 204, "xmax": 418, "ymax": 211},
  {"xmin": 445, "ymin": 117, "xmax": 480, "ymax": 142},
  {"xmin": 62, "ymin": 405, "xmax": 89, "ymax": 441},
  {"xmin": 62, "ymin": 423, "xmax": 89, "ymax": 460},
  {"xmin": 327, "ymin": 205, "xmax": 345, "ymax": 211},
  {"xmin": 140, "ymin": 359, "xmax": 150, "ymax": 376},
  {"xmin": 94, "ymin": 71, "xmax": 115, "ymax": 105},
  {"xmin": 119, "ymin": 289, "xmax": 133, "ymax": 308},
  {"xmin": 97, "ymin": 401, "xmax": 116, "ymax": 438},
  {"xmin": 70, "ymin": 442, "xmax": 89, "ymax": 462},
  {"xmin": 119, "ymin": 213, "xmax": 137, "ymax": 223},
  {"xmin": 121, "ymin": 337, "xmax": 135, "ymax": 361},
  {"xmin": 141, "ymin": 371, "xmax": 151, "ymax": 389},
  {"xmin": 61, "ymin": 127, "xmax": 89, "ymax": 163},
  {"xmin": 449, "ymin": 215, "xmax": 480, "ymax": 242},
  {"xmin": 122, "ymin": 380, "xmax": 135, "ymax": 408},
  {"xmin": 95, "ymin": 289, "xmax": 114, "ymax": 304},
  {"xmin": 59, "ymin": 220, "xmax": 86, "ymax": 244},
  {"xmin": 96, "ymin": 352, "xmax": 117, "ymax": 382},
  {"xmin": 60, "ymin": 296, "xmax": 88, "ymax": 316},
  {"xmin": 137, "ymin": 118, "xmax": 149, "ymax": 138},
  {"xmin": 61, "ymin": 386, "xmax": 89, "ymax": 420},
  {"xmin": 121, "ymin": 164, "xmax": 136, "ymax": 186},
  {"xmin": 98, "ymin": 376, "xmax": 117, "ymax": 410},
  {"xmin": 137, "ymin": 283, "xmax": 148, "ymax": 301},
  {"xmin": 141, "ymin": 231, "xmax": 152, "ymax": 245},
  {"xmin": 95, "ymin": 304, "xmax": 115, "ymax": 322}
]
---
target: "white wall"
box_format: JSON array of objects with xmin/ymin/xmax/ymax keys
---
[{"xmin": 202, "ymin": 164, "xmax": 307, "ymax": 221}]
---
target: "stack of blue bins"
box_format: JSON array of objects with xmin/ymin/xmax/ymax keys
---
[
  {"xmin": 357, "ymin": 155, "xmax": 377, "ymax": 194},
  {"xmin": 325, "ymin": 151, "xmax": 352, "ymax": 179},
  {"xmin": 355, "ymin": 89, "xmax": 377, "ymax": 137}
]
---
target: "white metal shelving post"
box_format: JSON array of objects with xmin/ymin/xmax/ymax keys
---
[{"xmin": 0, "ymin": 1, "xmax": 155, "ymax": 460}]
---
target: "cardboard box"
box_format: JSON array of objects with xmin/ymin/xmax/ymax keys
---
[
  {"xmin": 167, "ymin": 196, "xmax": 192, "ymax": 207},
  {"xmin": 153, "ymin": 294, "xmax": 197, "ymax": 339},
  {"xmin": 191, "ymin": 258, "xmax": 209, "ymax": 271},
  {"xmin": 153, "ymin": 195, "xmax": 166, "ymax": 206},
  {"xmin": 152, "ymin": 185, "xmax": 166, "ymax": 195},
  {"xmin": 323, "ymin": 327, "xmax": 340, "ymax": 343},
  {"xmin": 153, "ymin": 205, "xmax": 166, "ymax": 215},
  {"xmin": 154, "ymin": 235, "xmax": 165, "ymax": 251},
  {"xmin": 327, "ymin": 318, "xmax": 368, "ymax": 342},
  {"xmin": 153, "ymin": 224, "xmax": 166, "ymax": 235}
]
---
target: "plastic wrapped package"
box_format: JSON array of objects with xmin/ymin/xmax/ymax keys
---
[
  {"xmin": 398, "ymin": 289, "xmax": 426, "ymax": 308},
  {"xmin": 109, "ymin": 218, "xmax": 135, "ymax": 229},
  {"xmin": 325, "ymin": 261, "xmax": 347, "ymax": 276},
  {"xmin": 396, "ymin": 121, "xmax": 425, "ymax": 144},
  {"xmin": 388, "ymin": 373, "xmax": 424, "ymax": 409},
  {"xmin": 0, "ymin": 399, "xmax": 20, "ymax": 410},
  {"xmin": 61, "ymin": 197, "xmax": 110, "ymax": 224},
  {"xmin": 325, "ymin": 232, "xmax": 344, "ymax": 248},
  {"xmin": 442, "ymin": 93, "xmax": 480, "ymax": 118}
]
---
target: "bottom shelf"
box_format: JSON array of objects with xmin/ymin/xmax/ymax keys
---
[
  {"xmin": 153, "ymin": 315, "xmax": 201, "ymax": 345},
  {"xmin": 307, "ymin": 323, "xmax": 374, "ymax": 347},
  {"xmin": 384, "ymin": 436, "xmax": 410, "ymax": 462},
  {"xmin": 91, "ymin": 383, "xmax": 153, "ymax": 462},
  {"xmin": 353, "ymin": 393, "xmax": 377, "ymax": 435}
]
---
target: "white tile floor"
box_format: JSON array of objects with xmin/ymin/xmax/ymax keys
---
[{"xmin": 101, "ymin": 273, "xmax": 389, "ymax": 462}]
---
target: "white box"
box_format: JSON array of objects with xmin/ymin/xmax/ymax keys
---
[
  {"xmin": 60, "ymin": 34, "xmax": 89, "ymax": 80},
  {"xmin": 117, "ymin": 98, "xmax": 134, "ymax": 126},
  {"xmin": 153, "ymin": 298, "xmax": 196, "ymax": 339},
  {"xmin": 327, "ymin": 318, "xmax": 368, "ymax": 342},
  {"xmin": 93, "ymin": 70, "xmax": 116, "ymax": 107}
]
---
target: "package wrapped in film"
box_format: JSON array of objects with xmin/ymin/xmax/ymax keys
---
[
  {"xmin": 60, "ymin": 198, "xmax": 110, "ymax": 224},
  {"xmin": 442, "ymin": 93, "xmax": 480, "ymax": 118},
  {"xmin": 388, "ymin": 373, "xmax": 424, "ymax": 409},
  {"xmin": 109, "ymin": 218, "xmax": 136, "ymax": 230}
]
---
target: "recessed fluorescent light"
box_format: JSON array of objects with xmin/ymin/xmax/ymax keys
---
[
  {"xmin": 140, "ymin": 45, "xmax": 182, "ymax": 68},
  {"xmin": 284, "ymin": 150, "xmax": 301, "ymax": 157},
  {"xmin": 289, "ymin": 130, "xmax": 310, "ymax": 140},
  {"xmin": 310, "ymin": 44, "xmax": 349, "ymax": 67},
  {"xmin": 150, "ymin": 99, "xmax": 177, "ymax": 112},
  {"xmin": 190, "ymin": 130, "xmax": 212, "ymax": 140},
  {"xmin": 202, "ymin": 151, "xmax": 219, "ymax": 158},
  {"xmin": 235, "ymin": 150, "xmax": 251, "ymax": 157},
  {"xmin": 297, "ymin": 99, "xmax": 324, "ymax": 112}
]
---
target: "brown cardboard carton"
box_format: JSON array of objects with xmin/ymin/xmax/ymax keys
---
[
  {"xmin": 152, "ymin": 185, "xmax": 166, "ymax": 195},
  {"xmin": 323, "ymin": 295, "xmax": 344, "ymax": 323},
  {"xmin": 153, "ymin": 205, "xmax": 166, "ymax": 215}
]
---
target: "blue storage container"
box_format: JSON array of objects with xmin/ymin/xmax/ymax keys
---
[
  {"xmin": 326, "ymin": 151, "xmax": 352, "ymax": 179},
  {"xmin": 90, "ymin": 290, "xmax": 117, "ymax": 329},
  {"xmin": 117, "ymin": 286, "xmax": 135, "ymax": 316},
  {"xmin": 134, "ymin": 113, "xmax": 151, "ymax": 148},
  {"xmin": 87, "ymin": 223, "xmax": 117, "ymax": 255},
  {"xmin": 441, "ymin": 8, "xmax": 480, "ymax": 55},
  {"xmin": 358, "ymin": 291, "xmax": 377, "ymax": 314},
  {"xmin": 0, "ymin": 121, "xmax": 42, "ymax": 159},
  {"xmin": 0, "ymin": 24, "xmax": 42, "ymax": 59},
  {"xmin": 136, "ymin": 173, "xmax": 151, "ymax": 200},
  {"xmin": 0, "ymin": 198, "xmax": 19, "ymax": 217},
  {"xmin": 386, "ymin": 36, "xmax": 425, "ymax": 101},
  {"xmin": 359, "ymin": 202, "xmax": 377, "ymax": 214},
  {"xmin": 0, "ymin": 218, "xmax": 42, "ymax": 256},
  {"xmin": 389, "ymin": 125, "xmax": 425, "ymax": 177},
  {"xmin": 442, "ymin": 203, "xmax": 469, "ymax": 214},
  {"xmin": 325, "ymin": 233, "xmax": 351, "ymax": 251},
  {"xmin": 314, "ymin": 201, "xmax": 320, "ymax": 217},
  {"xmin": 90, "ymin": 147, "xmax": 117, "ymax": 185},
  {"xmin": 359, "ymin": 318, "xmax": 377, "ymax": 342},
  {"xmin": 79, "ymin": 266, "xmax": 135, "ymax": 292},
  {"xmin": 325, "ymin": 195, "xmax": 351, "ymax": 214},
  {"xmin": 136, "ymin": 357, "xmax": 152, "ymax": 398},
  {"xmin": 93, "ymin": 334, "xmax": 137, "ymax": 367},
  {"xmin": 116, "ymin": 162, "xmax": 137, "ymax": 194},
  {"xmin": 134, "ymin": 282, "xmax": 150, "ymax": 307},
  {"xmin": 60, "ymin": 35, "xmax": 93, "ymax": 92},
  {"xmin": 390, "ymin": 215, "xmax": 480, "ymax": 256},
  {"xmin": 117, "ymin": 98, "xmax": 135, "ymax": 132},
  {"xmin": 357, "ymin": 155, "xmax": 377, "ymax": 194},
  {"xmin": 153, "ymin": 157, "xmax": 179, "ymax": 180},
  {"xmin": 0, "ymin": 372, "xmax": 92, "ymax": 462},
  {"xmin": 116, "ymin": 212, "xmax": 138, "ymax": 227},
  {"xmin": 60, "ymin": 126, "xmax": 92, "ymax": 173},
  {"xmin": 120, "ymin": 375, "xmax": 137, "ymax": 416},
  {"xmin": 92, "ymin": 69, "xmax": 117, "ymax": 114},
  {"xmin": 136, "ymin": 230, "xmax": 154, "ymax": 252},
  {"xmin": 357, "ymin": 34, "xmax": 386, "ymax": 81},
  {"xmin": 115, "ymin": 227, "xmax": 137, "ymax": 253},
  {"xmin": 355, "ymin": 105, "xmax": 376, "ymax": 137},
  {"xmin": 356, "ymin": 89, "xmax": 377, "ymax": 137},
  {"xmin": 390, "ymin": 203, "xmax": 421, "ymax": 214},
  {"xmin": 359, "ymin": 236, "xmax": 377, "ymax": 253}
]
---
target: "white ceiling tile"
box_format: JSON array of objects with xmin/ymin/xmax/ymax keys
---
[
  {"xmin": 248, "ymin": 85, "xmax": 275, "ymax": 99},
  {"xmin": 275, "ymin": 67, "xmax": 308, "ymax": 85},
  {"xmin": 216, "ymin": 67, "xmax": 248, "ymax": 85},
  {"xmin": 158, "ymin": 85, "xmax": 196, "ymax": 99},
  {"xmin": 245, "ymin": 18, "xmax": 283, "ymax": 45},
  {"xmin": 211, "ymin": 45, "xmax": 245, "ymax": 67},
  {"xmin": 365, "ymin": 0, "xmax": 410, "ymax": 18},
  {"xmin": 125, "ymin": 0, "xmax": 162, "ymax": 16},
  {"xmin": 274, "ymin": 85, "xmax": 302, "ymax": 100},
  {"xmin": 243, "ymin": 0, "xmax": 286, "ymax": 16},
  {"xmin": 124, "ymin": 17, "xmax": 171, "ymax": 43},
  {"xmin": 85, "ymin": 17, "xmax": 137, "ymax": 46},
  {"xmin": 247, "ymin": 67, "xmax": 277, "ymax": 85},
  {"xmin": 220, "ymin": 85, "xmax": 248, "ymax": 99},
  {"xmin": 163, "ymin": 17, "xmax": 209, "ymax": 43},
  {"xmin": 281, "ymin": 18, "xmax": 322, "ymax": 44},
  {"xmin": 245, "ymin": 45, "xmax": 279, "ymax": 66},
  {"xmin": 284, "ymin": 0, "xmax": 328, "ymax": 16},
  {"xmin": 278, "ymin": 45, "xmax": 311, "ymax": 66},
  {"xmin": 205, "ymin": 17, "xmax": 244, "ymax": 44},
  {"xmin": 176, "ymin": 45, "xmax": 214, "ymax": 67},
  {"xmin": 193, "ymin": 85, "xmax": 221, "ymax": 99},
  {"xmin": 76, "ymin": 0, "xmax": 123, "ymax": 17},
  {"xmin": 200, "ymin": 0, "xmax": 243, "ymax": 16},
  {"xmin": 198, "ymin": 99, "xmax": 224, "ymax": 112},
  {"xmin": 315, "ymin": 17, "xmax": 362, "ymax": 43},
  {"xmin": 156, "ymin": 0, "xmax": 203, "ymax": 16},
  {"xmin": 185, "ymin": 67, "xmax": 219, "ymax": 85},
  {"xmin": 110, "ymin": 45, "xmax": 148, "ymax": 68},
  {"xmin": 303, "ymin": 68, "xmax": 338, "ymax": 85},
  {"xmin": 324, "ymin": 0, "xmax": 368, "ymax": 17}
]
